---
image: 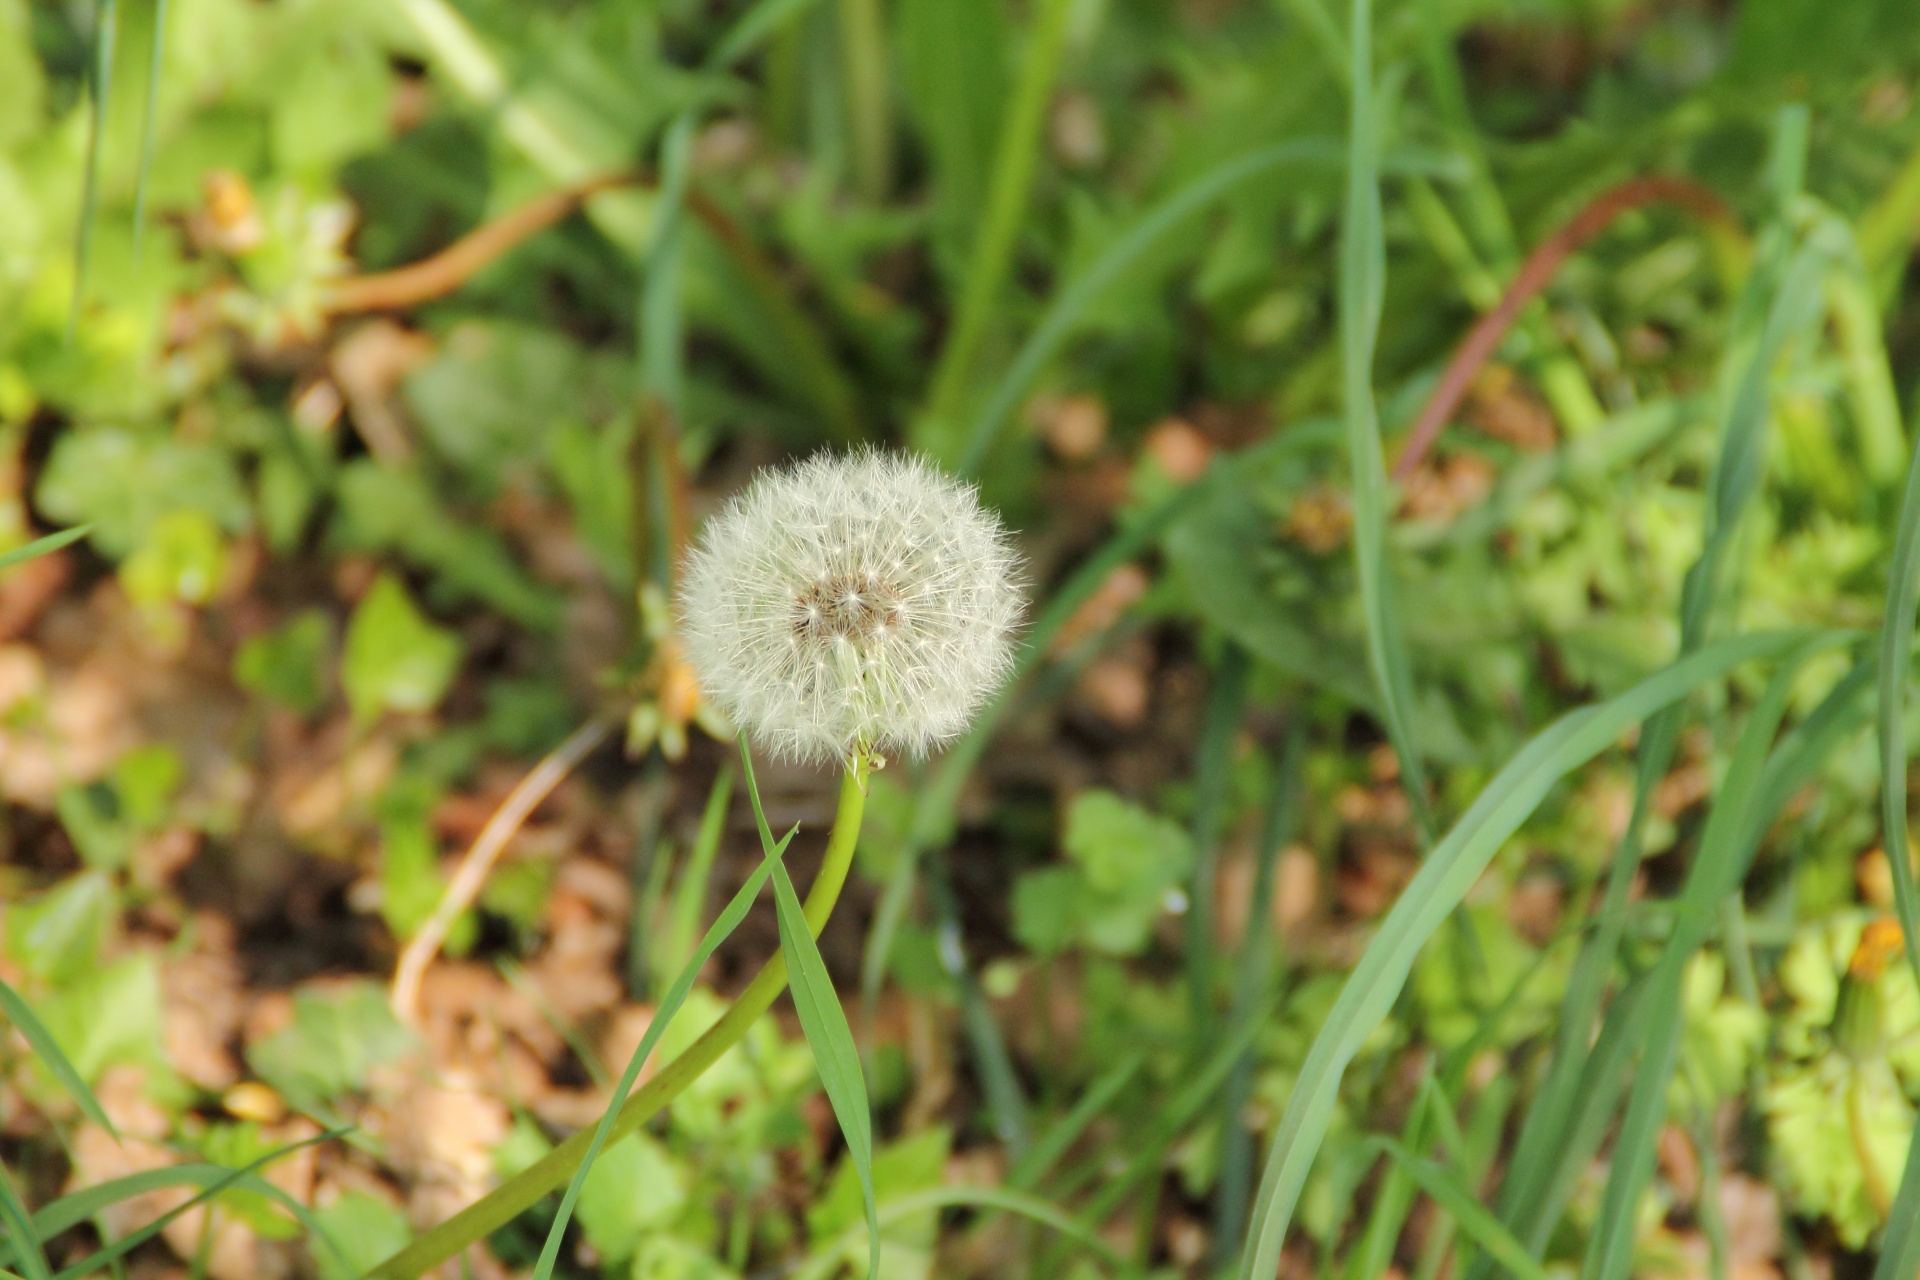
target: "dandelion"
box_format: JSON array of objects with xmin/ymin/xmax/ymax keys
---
[{"xmin": 678, "ymin": 449, "xmax": 1023, "ymax": 765}]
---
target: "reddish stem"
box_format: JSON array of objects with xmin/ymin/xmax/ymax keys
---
[{"xmin": 1390, "ymin": 175, "xmax": 1740, "ymax": 484}]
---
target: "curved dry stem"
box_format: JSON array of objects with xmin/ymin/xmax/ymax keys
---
[
  {"xmin": 1391, "ymin": 174, "xmax": 1744, "ymax": 483},
  {"xmin": 366, "ymin": 760, "xmax": 870, "ymax": 1280},
  {"xmin": 390, "ymin": 716, "xmax": 615, "ymax": 1024}
]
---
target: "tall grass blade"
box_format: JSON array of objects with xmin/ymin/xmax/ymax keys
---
[
  {"xmin": 50, "ymin": 1130, "xmax": 347, "ymax": 1280},
  {"xmin": 531, "ymin": 800, "xmax": 798, "ymax": 1280},
  {"xmin": 1186, "ymin": 645, "xmax": 1249, "ymax": 1030},
  {"xmin": 0, "ymin": 528, "xmax": 92, "ymax": 576},
  {"xmin": 794, "ymin": 1187, "xmax": 1130, "ymax": 1280},
  {"xmin": 1212, "ymin": 720, "xmax": 1305, "ymax": 1269},
  {"xmin": 0, "ymin": 979, "xmax": 118, "ymax": 1141},
  {"xmin": 918, "ymin": 0, "xmax": 1075, "ymax": 460},
  {"xmin": 1877, "ymin": 413, "xmax": 1920, "ymax": 986},
  {"xmin": 1872, "ymin": 1132, "xmax": 1920, "ymax": 1280},
  {"xmin": 1007, "ymin": 1050, "xmax": 1146, "ymax": 1191},
  {"xmin": 1232, "ymin": 627, "xmax": 1823, "ymax": 1280},
  {"xmin": 1369, "ymin": 1140, "xmax": 1551, "ymax": 1280},
  {"xmin": 738, "ymin": 743, "xmax": 877, "ymax": 1280},
  {"xmin": 956, "ymin": 138, "xmax": 1343, "ymax": 475},
  {"xmin": 131, "ymin": 0, "xmax": 167, "ymax": 261},
  {"xmin": 69, "ymin": 0, "xmax": 119, "ymax": 342},
  {"xmin": 1339, "ymin": 0, "xmax": 1432, "ymax": 837},
  {"xmin": 25, "ymin": 1163, "xmax": 338, "ymax": 1256},
  {"xmin": 0, "ymin": 1163, "xmax": 53, "ymax": 1280},
  {"xmin": 1477, "ymin": 166, "xmax": 1838, "ymax": 1278},
  {"xmin": 1582, "ymin": 637, "xmax": 1842, "ymax": 1280}
]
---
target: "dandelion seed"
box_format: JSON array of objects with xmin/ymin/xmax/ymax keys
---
[{"xmin": 678, "ymin": 449, "xmax": 1024, "ymax": 765}]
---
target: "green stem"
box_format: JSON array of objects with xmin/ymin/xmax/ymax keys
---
[
  {"xmin": 366, "ymin": 762, "xmax": 870, "ymax": 1280},
  {"xmin": 917, "ymin": 0, "xmax": 1075, "ymax": 456},
  {"xmin": 836, "ymin": 0, "xmax": 892, "ymax": 200}
]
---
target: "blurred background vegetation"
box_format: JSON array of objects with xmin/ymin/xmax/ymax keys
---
[{"xmin": 5, "ymin": 0, "xmax": 1920, "ymax": 1277}]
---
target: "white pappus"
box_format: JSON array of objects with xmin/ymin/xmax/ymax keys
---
[{"xmin": 677, "ymin": 449, "xmax": 1025, "ymax": 766}]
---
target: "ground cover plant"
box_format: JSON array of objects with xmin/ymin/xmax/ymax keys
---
[{"xmin": 4, "ymin": 0, "xmax": 1920, "ymax": 1277}]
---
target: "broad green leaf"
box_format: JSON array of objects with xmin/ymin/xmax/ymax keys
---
[
  {"xmin": 3, "ymin": 873, "xmax": 113, "ymax": 985},
  {"xmin": 246, "ymin": 981, "xmax": 415, "ymax": 1113},
  {"xmin": 573, "ymin": 1134, "xmax": 687, "ymax": 1263},
  {"xmin": 36, "ymin": 429, "xmax": 249, "ymax": 559},
  {"xmin": 37, "ymin": 954, "xmax": 163, "ymax": 1084},
  {"xmin": 341, "ymin": 574, "xmax": 463, "ymax": 724}
]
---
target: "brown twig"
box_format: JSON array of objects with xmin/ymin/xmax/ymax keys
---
[
  {"xmin": 1390, "ymin": 175, "xmax": 1742, "ymax": 484},
  {"xmin": 323, "ymin": 174, "xmax": 643, "ymax": 314},
  {"xmin": 390, "ymin": 716, "xmax": 615, "ymax": 1025}
]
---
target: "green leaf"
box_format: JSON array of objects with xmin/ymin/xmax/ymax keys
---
[
  {"xmin": 1233, "ymin": 626, "xmax": 1826, "ymax": 1280},
  {"xmin": 54, "ymin": 783, "xmax": 131, "ymax": 872},
  {"xmin": 341, "ymin": 574, "xmax": 463, "ymax": 724},
  {"xmin": 247, "ymin": 981, "xmax": 414, "ymax": 1113},
  {"xmin": 36, "ymin": 429, "xmax": 249, "ymax": 560},
  {"xmin": 0, "ymin": 978, "xmax": 118, "ymax": 1139},
  {"xmin": 234, "ymin": 610, "xmax": 334, "ymax": 716},
  {"xmin": 808, "ymin": 1126, "xmax": 951, "ymax": 1244},
  {"xmin": 573, "ymin": 1134, "xmax": 687, "ymax": 1263},
  {"xmin": 3, "ymin": 873, "xmax": 113, "ymax": 985},
  {"xmin": 311, "ymin": 1191, "xmax": 411, "ymax": 1280},
  {"xmin": 36, "ymin": 954, "xmax": 164, "ymax": 1084}
]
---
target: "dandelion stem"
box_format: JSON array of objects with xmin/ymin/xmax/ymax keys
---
[{"xmin": 365, "ymin": 758, "xmax": 871, "ymax": 1280}]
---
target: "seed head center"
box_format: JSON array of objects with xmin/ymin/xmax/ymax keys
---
[{"xmin": 794, "ymin": 571, "xmax": 905, "ymax": 648}]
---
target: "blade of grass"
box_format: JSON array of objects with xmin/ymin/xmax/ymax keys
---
[
  {"xmin": 1339, "ymin": 0, "xmax": 1433, "ymax": 839},
  {"xmin": 859, "ymin": 461, "xmax": 1225, "ymax": 1032},
  {"xmin": 641, "ymin": 113, "xmax": 694, "ymax": 432},
  {"xmin": 1477, "ymin": 152, "xmax": 1836, "ymax": 1276},
  {"xmin": 795, "ymin": 1187, "xmax": 1130, "ymax": 1280},
  {"xmin": 836, "ymin": 0, "xmax": 891, "ymax": 199},
  {"xmin": 737, "ymin": 741, "xmax": 878, "ymax": 1280},
  {"xmin": 1231, "ymin": 626, "xmax": 1829, "ymax": 1280},
  {"xmin": 0, "ymin": 978, "xmax": 118, "ymax": 1140},
  {"xmin": 0, "ymin": 1163, "xmax": 53, "ymax": 1280},
  {"xmin": 926, "ymin": 848, "xmax": 1030, "ymax": 1154},
  {"xmin": 51, "ymin": 1130, "xmax": 348, "ymax": 1280},
  {"xmin": 1186, "ymin": 644, "xmax": 1250, "ymax": 1032},
  {"xmin": 27, "ymin": 1164, "xmax": 333, "ymax": 1249},
  {"xmin": 1369, "ymin": 1139, "xmax": 1551, "ymax": 1280},
  {"xmin": 1211, "ymin": 719, "xmax": 1306, "ymax": 1270},
  {"xmin": 0, "ymin": 527, "xmax": 92, "ymax": 576},
  {"xmin": 1006, "ymin": 1050, "xmax": 1147, "ymax": 1192},
  {"xmin": 919, "ymin": 0, "xmax": 1075, "ymax": 460},
  {"xmin": 1877, "ymin": 404, "xmax": 1920, "ymax": 987},
  {"xmin": 531, "ymin": 800, "xmax": 800, "ymax": 1280},
  {"xmin": 659, "ymin": 764, "xmax": 736, "ymax": 980},
  {"xmin": 1582, "ymin": 638, "xmax": 1839, "ymax": 1280},
  {"xmin": 368, "ymin": 756, "xmax": 868, "ymax": 1280},
  {"xmin": 1872, "ymin": 1131, "xmax": 1920, "ymax": 1280},
  {"xmin": 957, "ymin": 137, "xmax": 1346, "ymax": 476},
  {"xmin": 69, "ymin": 0, "xmax": 118, "ymax": 341},
  {"xmin": 131, "ymin": 0, "xmax": 167, "ymax": 261}
]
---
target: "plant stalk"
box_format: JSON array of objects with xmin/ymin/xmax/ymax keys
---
[{"xmin": 366, "ymin": 761, "xmax": 870, "ymax": 1280}]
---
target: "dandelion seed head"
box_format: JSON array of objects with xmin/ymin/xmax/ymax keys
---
[{"xmin": 678, "ymin": 449, "xmax": 1024, "ymax": 765}]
